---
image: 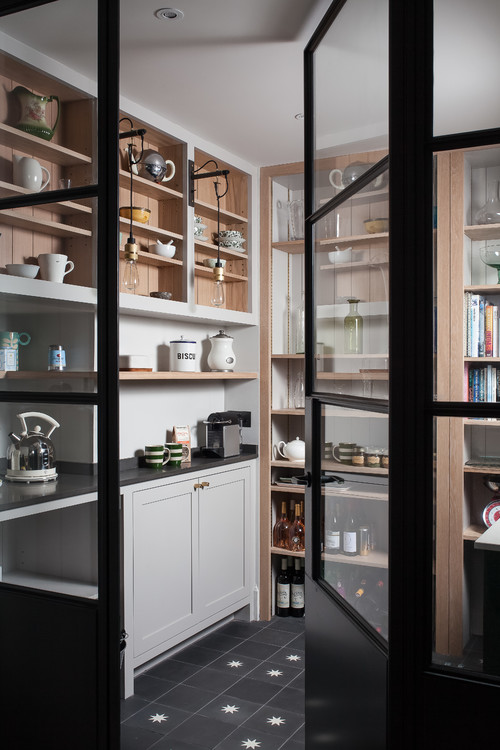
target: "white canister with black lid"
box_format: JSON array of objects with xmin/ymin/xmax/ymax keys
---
[{"xmin": 170, "ymin": 335, "xmax": 197, "ymax": 372}]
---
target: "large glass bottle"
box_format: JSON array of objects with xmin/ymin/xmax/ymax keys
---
[
  {"xmin": 475, "ymin": 180, "xmax": 500, "ymax": 224},
  {"xmin": 294, "ymin": 291, "xmax": 305, "ymax": 354},
  {"xmin": 344, "ymin": 298, "xmax": 363, "ymax": 354},
  {"xmin": 273, "ymin": 501, "xmax": 290, "ymax": 549},
  {"xmin": 325, "ymin": 502, "xmax": 341, "ymax": 554},
  {"xmin": 342, "ymin": 501, "xmax": 359, "ymax": 556},
  {"xmin": 289, "ymin": 502, "xmax": 305, "ymax": 551},
  {"xmin": 290, "ymin": 558, "xmax": 305, "ymax": 617}
]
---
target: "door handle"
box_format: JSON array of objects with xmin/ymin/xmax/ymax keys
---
[{"xmin": 291, "ymin": 473, "xmax": 344, "ymax": 487}]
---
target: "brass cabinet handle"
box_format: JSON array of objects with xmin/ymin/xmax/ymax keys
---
[
  {"xmin": 193, "ymin": 482, "xmax": 203, "ymax": 489},
  {"xmin": 201, "ymin": 481, "xmax": 210, "ymax": 488}
]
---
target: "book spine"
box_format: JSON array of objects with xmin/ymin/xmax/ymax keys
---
[
  {"xmin": 478, "ymin": 296, "xmax": 485, "ymax": 357},
  {"xmin": 486, "ymin": 305, "xmax": 494, "ymax": 356},
  {"xmin": 470, "ymin": 295, "xmax": 480, "ymax": 358},
  {"xmin": 473, "ymin": 368, "xmax": 480, "ymax": 401},
  {"xmin": 494, "ymin": 306, "xmax": 499, "ymax": 358}
]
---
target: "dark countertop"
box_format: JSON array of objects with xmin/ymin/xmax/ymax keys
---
[{"xmin": 0, "ymin": 447, "xmax": 258, "ymax": 514}]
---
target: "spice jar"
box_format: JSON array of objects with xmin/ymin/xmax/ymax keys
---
[
  {"xmin": 351, "ymin": 447, "xmax": 365, "ymax": 467},
  {"xmin": 364, "ymin": 450, "xmax": 381, "ymax": 468}
]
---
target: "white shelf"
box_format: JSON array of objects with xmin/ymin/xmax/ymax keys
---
[
  {"xmin": 316, "ymin": 301, "xmax": 388, "ymax": 318},
  {"xmin": 1, "ymin": 570, "xmax": 98, "ymax": 598},
  {"xmin": 118, "ymin": 292, "xmax": 256, "ymax": 325},
  {"xmin": 0, "ymin": 274, "xmax": 97, "ymax": 308}
]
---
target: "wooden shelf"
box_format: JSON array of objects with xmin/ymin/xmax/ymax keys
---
[
  {"xmin": 317, "ymin": 371, "xmax": 389, "ymax": 381},
  {"xmin": 463, "ymin": 524, "xmax": 486, "ymax": 541},
  {"xmin": 320, "ymin": 258, "xmax": 389, "ymax": 271},
  {"xmin": 271, "ymin": 460, "xmax": 305, "ymax": 469},
  {"xmin": 322, "ymin": 460, "xmax": 388, "ymax": 476},
  {"xmin": 270, "ymin": 547, "xmax": 305, "ymax": 558},
  {"xmin": 464, "ymin": 419, "xmax": 500, "ymax": 426},
  {"xmin": 0, "ymin": 122, "xmax": 92, "ymax": 167},
  {"xmin": 118, "ymin": 217, "xmax": 183, "ymax": 243},
  {"xmin": 119, "ymin": 248, "xmax": 183, "ymax": 269},
  {"xmin": 271, "ymin": 408, "xmax": 305, "ymax": 415},
  {"xmin": 194, "ymin": 239, "xmax": 248, "ymax": 260},
  {"xmin": 271, "ymin": 353, "xmax": 304, "ymax": 359},
  {"xmin": 464, "ymin": 223, "xmax": 500, "ymax": 241},
  {"xmin": 319, "ymin": 232, "xmax": 388, "ymax": 248},
  {"xmin": 464, "ymin": 284, "xmax": 500, "ymax": 293},
  {"xmin": 464, "ymin": 357, "xmax": 500, "ymax": 362},
  {"xmin": 119, "ymin": 169, "xmax": 182, "ymax": 201},
  {"xmin": 271, "ymin": 240, "xmax": 304, "ymax": 254},
  {"xmin": 464, "ymin": 464, "xmax": 500, "ymax": 474},
  {"xmin": 271, "ymin": 485, "xmax": 305, "ymax": 494},
  {"xmin": 322, "ymin": 549, "xmax": 388, "ymax": 569},
  {"xmin": 0, "ymin": 371, "xmax": 95, "ymax": 380},
  {"xmin": 194, "ymin": 264, "xmax": 247, "ymax": 282},
  {"xmin": 0, "ymin": 181, "xmax": 93, "ymax": 217},
  {"xmin": 0, "ymin": 209, "xmax": 91, "ymax": 238},
  {"xmin": 194, "ymin": 198, "xmax": 247, "ymax": 225},
  {"xmin": 119, "ymin": 371, "xmax": 258, "ymax": 381}
]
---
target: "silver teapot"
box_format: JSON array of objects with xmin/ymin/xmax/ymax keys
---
[{"xmin": 6, "ymin": 411, "xmax": 60, "ymax": 483}]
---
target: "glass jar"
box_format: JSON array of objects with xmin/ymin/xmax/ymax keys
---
[
  {"xmin": 475, "ymin": 181, "xmax": 500, "ymax": 224},
  {"xmin": 344, "ymin": 298, "xmax": 363, "ymax": 354},
  {"xmin": 293, "ymin": 369, "xmax": 305, "ymax": 409}
]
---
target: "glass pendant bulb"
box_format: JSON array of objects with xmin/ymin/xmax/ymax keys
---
[
  {"xmin": 211, "ymin": 263, "xmax": 225, "ymax": 307},
  {"xmin": 122, "ymin": 239, "xmax": 140, "ymax": 291}
]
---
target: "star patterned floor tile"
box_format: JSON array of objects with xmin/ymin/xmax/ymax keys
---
[
  {"xmin": 267, "ymin": 647, "xmax": 305, "ymax": 668},
  {"xmin": 242, "ymin": 705, "xmax": 304, "ymax": 738},
  {"xmin": 214, "ymin": 726, "xmax": 285, "ymax": 750},
  {"xmin": 122, "ymin": 701, "xmax": 190, "ymax": 736},
  {"xmin": 207, "ymin": 652, "xmax": 261, "ymax": 677},
  {"xmin": 249, "ymin": 661, "xmax": 301, "ymax": 686},
  {"xmin": 198, "ymin": 693, "xmax": 262, "ymax": 725}
]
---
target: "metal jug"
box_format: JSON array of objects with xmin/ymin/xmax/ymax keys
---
[{"xmin": 6, "ymin": 411, "xmax": 60, "ymax": 482}]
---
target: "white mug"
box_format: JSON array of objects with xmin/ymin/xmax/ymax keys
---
[{"xmin": 38, "ymin": 254, "xmax": 74, "ymax": 283}]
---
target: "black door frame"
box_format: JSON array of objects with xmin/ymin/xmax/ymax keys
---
[
  {"xmin": 305, "ymin": 0, "xmax": 500, "ymax": 747},
  {"xmin": 0, "ymin": 1, "xmax": 121, "ymax": 747}
]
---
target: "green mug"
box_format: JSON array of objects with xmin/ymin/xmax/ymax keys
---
[
  {"xmin": 145, "ymin": 444, "xmax": 170, "ymax": 470},
  {"xmin": 165, "ymin": 442, "xmax": 189, "ymax": 467}
]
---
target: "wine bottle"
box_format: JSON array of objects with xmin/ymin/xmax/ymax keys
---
[
  {"xmin": 272, "ymin": 501, "xmax": 290, "ymax": 549},
  {"xmin": 290, "ymin": 557, "xmax": 305, "ymax": 617},
  {"xmin": 342, "ymin": 502, "xmax": 359, "ymax": 556},
  {"xmin": 276, "ymin": 558, "xmax": 290, "ymax": 617},
  {"xmin": 289, "ymin": 502, "xmax": 305, "ymax": 551},
  {"xmin": 325, "ymin": 502, "xmax": 341, "ymax": 554}
]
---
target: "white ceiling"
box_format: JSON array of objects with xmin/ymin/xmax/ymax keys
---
[
  {"xmin": 0, "ymin": 0, "xmax": 332, "ymax": 167},
  {"xmin": 2, "ymin": 0, "xmax": 500, "ymax": 167}
]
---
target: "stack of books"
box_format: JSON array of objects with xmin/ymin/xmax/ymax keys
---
[{"xmin": 464, "ymin": 293, "xmax": 500, "ymax": 402}]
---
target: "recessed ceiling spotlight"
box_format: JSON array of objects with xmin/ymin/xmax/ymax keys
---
[
  {"xmin": 155, "ymin": 8, "xmax": 184, "ymax": 20},
  {"xmin": 294, "ymin": 113, "xmax": 304, "ymax": 120}
]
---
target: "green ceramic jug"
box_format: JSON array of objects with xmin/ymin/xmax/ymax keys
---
[{"xmin": 13, "ymin": 85, "xmax": 60, "ymax": 141}]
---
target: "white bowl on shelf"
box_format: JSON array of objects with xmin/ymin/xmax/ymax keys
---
[
  {"xmin": 6, "ymin": 263, "xmax": 40, "ymax": 278},
  {"xmin": 150, "ymin": 241, "xmax": 176, "ymax": 258},
  {"xmin": 328, "ymin": 247, "xmax": 352, "ymax": 264}
]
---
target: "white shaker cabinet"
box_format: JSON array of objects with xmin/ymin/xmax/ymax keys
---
[{"xmin": 123, "ymin": 461, "xmax": 256, "ymax": 697}]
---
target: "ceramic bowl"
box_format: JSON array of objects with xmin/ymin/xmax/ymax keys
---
[
  {"xmin": 364, "ymin": 218, "xmax": 389, "ymax": 234},
  {"xmin": 328, "ymin": 248, "xmax": 352, "ymax": 264},
  {"xmin": 6, "ymin": 263, "xmax": 39, "ymax": 278},
  {"xmin": 150, "ymin": 242, "xmax": 176, "ymax": 258},
  {"xmin": 119, "ymin": 206, "xmax": 151, "ymax": 224},
  {"xmin": 218, "ymin": 230, "xmax": 243, "ymax": 239},
  {"xmin": 202, "ymin": 257, "xmax": 226, "ymax": 268}
]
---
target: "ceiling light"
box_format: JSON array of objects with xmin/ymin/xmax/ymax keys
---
[
  {"xmin": 294, "ymin": 113, "xmax": 304, "ymax": 120},
  {"xmin": 155, "ymin": 8, "xmax": 184, "ymax": 20}
]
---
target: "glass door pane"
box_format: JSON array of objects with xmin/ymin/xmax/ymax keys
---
[
  {"xmin": 313, "ymin": 0, "xmax": 388, "ymax": 212},
  {"xmin": 314, "ymin": 166, "xmax": 389, "ymax": 398},
  {"xmin": 319, "ymin": 403, "xmax": 389, "ymax": 639}
]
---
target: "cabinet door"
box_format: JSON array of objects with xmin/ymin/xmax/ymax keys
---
[
  {"xmin": 196, "ymin": 466, "xmax": 250, "ymax": 619},
  {"xmin": 133, "ymin": 479, "xmax": 196, "ymax": 658}
]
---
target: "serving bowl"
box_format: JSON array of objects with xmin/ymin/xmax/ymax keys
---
[
  {"xmin": 218, "ymin": 230, "xmax": 243, "ymax": 239},
  {"xmin": 6, "ymin": 263, "xmax": 40, "ymax": 278},
  {"xmin": 328, "ymin": 248, "xmax": 352, "ymax": 264},
  {"xmin": 202, "ymin": 257, "xmax": 226, "ymax": 268},
  {"xmin": 150, "ymin": 241, "xmax": 176, "ymax": 258},
  {"xmin": 119, "ymin": 206, "xmax": 151, "ymax": 224},
  {"xmin": 364, "ymin": 218, "xmax": 389, "ymax": 234}
]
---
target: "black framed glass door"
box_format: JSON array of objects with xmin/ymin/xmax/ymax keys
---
[
  {"xmin": 304, "ymin": 1, "xmax": 389, "ymax": 748},
  {"xmin": 0, "ymin": 2, "xmax": 120, "ymax": 747}
]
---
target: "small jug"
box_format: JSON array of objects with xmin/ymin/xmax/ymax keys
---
[
  {"xmin": 13, "ymin": 155, "xmax": 50, "ymax": 192},
  {"xmin": 13, "ymin": 86, "xmax": 60, "ymax": 141}
]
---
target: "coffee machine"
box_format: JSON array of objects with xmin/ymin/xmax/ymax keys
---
[{"xmin": 203, "ymin": 411, "xmax": 241, "ymax": 458}]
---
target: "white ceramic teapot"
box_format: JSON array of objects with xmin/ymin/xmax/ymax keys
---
[
  {"xmin": 13, "ymin": 155, "xmax": 50, "ymax": 192},
  {"xmin": 277, "ymin": 436, "xmax": 305, "ymax": 462}
]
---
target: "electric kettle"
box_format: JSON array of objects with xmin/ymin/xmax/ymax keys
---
[{"xmin": 6, "ymin": 411, "xmax": 60, "ymax": 483}]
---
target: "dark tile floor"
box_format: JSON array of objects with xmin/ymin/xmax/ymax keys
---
[{"xmin": 121, "ymin": 616, "xmax": 305, "ymax": 750}]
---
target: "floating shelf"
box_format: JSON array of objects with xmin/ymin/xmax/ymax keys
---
[
  {"xmin": 194, "ymin": 264, "xmax": 247, "ymax": 282},
  {"xmin": 0, "ymin": 370, "xmax": 96, "ymax": 380},
  {"xmin": 271, "ymin": 353, "xmax": 304, "ymax": 360},
  {"xmin": 270, "ymin": 547, "xmax": 305, "ymax": 558},
  {"xmin": 0, "ymin": 208, "xmax": 91, "ymax": 238},
  {"xmin": 0, "ymin": 274, "xmax": 97, "ymax": 307},
  {"xmin": 194, "ymin": 198, "xmax": 248, "ymax": 225},
  {"xmin": 118, "ymin": 217, "xmax": 183, "ymax": 243},
  {"xmin": 271, "ymin": 408, "xmax": 305, "ymax": 415},
  {"xmin": 0, "ymin": 122, "xmax": 92, "ymax": 167},
  {"xmin": 464, "ymin": 419, "xmax": 500, "ymax": 426},
  {"xmin": 464, "ymin": 223, "xmax": 500, "ymax": 241},
  {"xmin": 317, "ymin": 371, "xmax": 389, "ymax": 381},
  {"xmin": 194, "ymin": 239, "xmax": 248, "ymax": 260},
  {"xmin": 319, "ymin": 232, "xmax": 388, "ymax": 248},
  {"xmin": 119, "ymin": 371, "xmax": 258, "ymax": 381},
  {"xmin": 464, "ymin": 284, "xmax": 500, "ymax": 293},
  {"xmin": 119, "ymin": 248, "xmax": 183, "ymax": 269},
  {"xmin": 0, "ymin": 181, "xmax": 93, "ymax": 216},
  {"xmin": 119, "ymin": 169, "xmax": 182, "ymax": 201},
  {"xmin": 271, "ymin": 240, "xmax": 304, "ymax": 254},
  {"xmin": 322, "ymin": 549, "xmax": 388, "ymax": 568},
  {"xmin": 320, "ymin": 258, "xmax": 389, "ymax": 271}
]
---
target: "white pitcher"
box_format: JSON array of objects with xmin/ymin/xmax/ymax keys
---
[{"xmin": 13, "ymin": 155, "xmax": 50, "ymax": 192}]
